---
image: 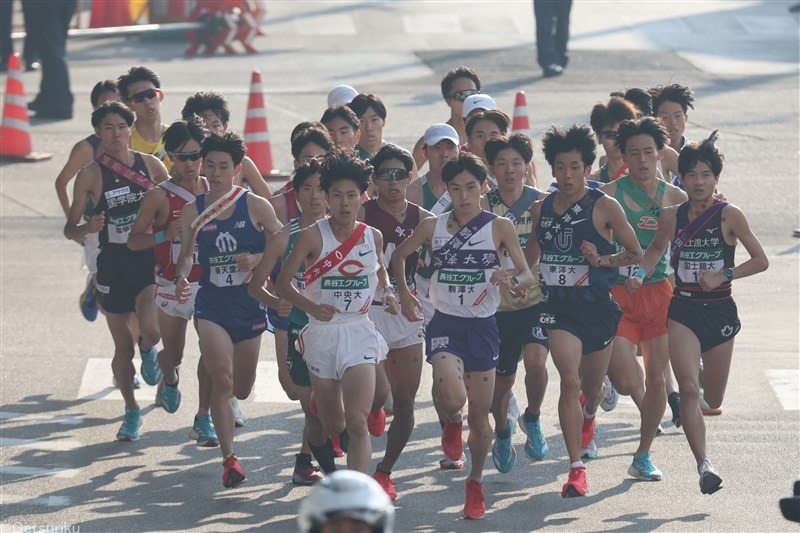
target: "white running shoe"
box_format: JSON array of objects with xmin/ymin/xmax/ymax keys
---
[
  {"xmin": 600, "ymin": 375, "xmax": 618, "ymax": 412},
  {"xmin": 508, "ymin": 391, "xmax": 521, "ymax": 422},
  {"xmin": 231, "ymin": 397, "xmax": 246, "ymax": 427}
]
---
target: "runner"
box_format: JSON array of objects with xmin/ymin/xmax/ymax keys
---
[
  {"xmin": 248, "ymin": 160, "xmax": 329, "ymax": 485},
  {"xmin": 600, "ymin": 117, "xmax": 687, "ymax": 481},
  {"xmin": 63, "ymin": 101, "xmax": 169, "ymax": 441},
  {"xmin": 348, "ymin": 93, "xmax": 387, "ymax": 161},
  {"xmin": 525, "ymin": 125, "xmax": 642, "ymax": 497},
  {"xmin": 391, "ymin": 152, "xmax": 534, "ymax": 519},
  {"xmin": 174, "ymin": 132, "xmax": 282, "ymax": 488},
  {"xmin": 359, "ymin": 144, "xmax": 433, "ymax": 499},
  {"xmin": 480, "ymin": 135, "xmax": 550, "ymax": 472},
  {"xmin": 589, "ymin": 96, "xmax": 637, "ymax": 184},
  {"xmin": 464, "ymin": 110, "xmax": 511, "ymax": 178},
  {"xmin": 277, "ymin": 150, "xmax": 399, "ymax": 474},
  {"xmin": 321, "ymin": 106, "xmax": 360, "ymax": 153},
  {"xmin": 127, "ymin": 117, "xmax": 218, "ymax": 447},
  {"xmin": 636, "ymin": 131, "xmax": 768, "ymax": 494},
  {"xmin": 117, "ymin": 66, "xmax": 172, "ymax": 172}
]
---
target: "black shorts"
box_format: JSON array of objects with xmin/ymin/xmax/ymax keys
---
[
  {"xmin": 495, "ymin": 304, "xmax": 549, "ymax": 376},
  {"xmin": 287, "ymin": 322, "xmax": 311, "ymax": 387},
  {"xmin": 540, "ymin": 298, "xmax": 622, "ymax": 355},
  {"xmin": 668, "ymin": 297, "xmax": 741, "ymax": 353},
  {"xmin": 95, "ymin": 245, "xmax": 155, "ymax": 314}
]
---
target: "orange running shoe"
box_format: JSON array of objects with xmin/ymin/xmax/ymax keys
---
[
  {"xmin": 441, "ymin": 412, "xmax": 463, "ymax": 462},
  {"xmin": 367, "ymin": 408, "xmax": 387, "ymax": 437},
  {"xmin": 222, "ymin": 454, "xmax": 246, "ymax": 488},
  {"xmin": 464, "ymin": 479, "xmax": 486, "ymax": 519},
  {"xmin": 373, "ymin": 470, "xmax": 397, "ymax": 500},
  {"xmin": 561, "ymin": 466, "xmax": 588, "ymax": 498}
]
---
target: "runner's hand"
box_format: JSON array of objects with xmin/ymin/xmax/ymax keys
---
[
  {"xmin": 580, "ymin": 240, "xmax": 600, "ymax": 266},
  {"xmin": 697, "ymin": 269, "xmax": 724, "ymax": 291},
  {"xmin": 310, "ymin": 303, "xmax": 338, "ymax": 322},
  {"xmin": 235, "ymin": 253, "xmax": 260, "ymax": 272},
  {"xmin": 490, "ymin": 266, "xmax": 513, "ymax": 289},
  {"xmin": 165, "ymin": 218, "xmax": 182, "ymax": 241},
  {"xmin": 277, "ymin": 298, "xmax": 293, "ymax": 317},
  {"xmin": 383, "ymin": 291, "xmax": 400, "ymax": 315},
  {"xmin": 86, "ymin": 211, "xmax": 105, "ymax": 234},
  {"xmin": 278, "ymin": 365, "xmax": 299, "ymax": 401},
  {"xmin": 175, "ymin": 276, "xmax": 192, "ymax": 304},
  {"xmin": 399, "ymin": 290, "xmax": 424, "ymax": 322},
  {"xmin": 625, "ymin": 275, "xmax": 643, "ymax": 293}
]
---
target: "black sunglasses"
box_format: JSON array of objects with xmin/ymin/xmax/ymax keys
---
[
  {"xmin": 375, "ymin": 168, "xmax": 408, "ymax": 181},
  {"xmin": 448, "ymin": 89, "xmax": 479, "ymax": 102}
]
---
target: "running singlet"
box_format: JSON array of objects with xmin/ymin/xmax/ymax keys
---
[
  {"xmin": 196, "ymin": 191, "xmax": 265, "ymax": 288},
  {"xmin": 96, "ymin": 152, "xmax": 153, "ymax": 247},
  {"xmin": 82, "ymin": 135, "xmax": 102, "ymax": 218},
  {"xmin": 363, "ymin": 199, "xmax": 421, "ymax": 301},
  {"xmin": 487, "ymin": 187, "xmax": 543, "ymax": 311},
  {"xmin": 285, "ymin": 218, "xmax": 309, "ymax": 327},
  {"xmin": 131, "ymin": 124, "xmax": 171, "ymax": 172},
  {"xmin": 613, "ymin": 176, "xmax": 668, "ymax": 284},
  {"xmin": 417, "ymin": 174, "xmax": 453, "ymax": 280},
  {"xmin": 536, "ymin": 188, "xmax": 617, "ymax": 304},
  {"xmin": 429, "ymin": 212, "xmax": 501, "ymax": 318},
  {"xmin": 284, "ymin": 189, "xmax": 301, "ymax": 220},
  {"xmin": 152, "ymin": 179, "xmax": 208, "ymax": 284},
  {"xmin": 672, "ymin": 201, "xmax": 735, "ymax": 300},
  {"xmin": 303, "ymin": 218, "xmax": 379, "ymax": 323}
]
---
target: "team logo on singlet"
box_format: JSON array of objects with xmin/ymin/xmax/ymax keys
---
[
  {"xmin": 638, "ymin": 216, "xmax": 659, "ymax": 229},
  {"xmin": 555, "ymin": 227, "xmax": 573, "ymax": 252},
  {"xmin": 215, "ymin": 231, "xmax": 237, "ymax": 253},
  {"xmin": 531, "ymin": 326, "xmax": 546, "ymax": 340},
  {"xmin": 338, "ymin": 260, "xmax": 365, "ymax": 277}
]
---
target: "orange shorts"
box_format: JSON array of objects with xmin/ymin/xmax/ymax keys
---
[{"xmin": 611, "ymin": 279, "xmax": 672, "ymax": 345}]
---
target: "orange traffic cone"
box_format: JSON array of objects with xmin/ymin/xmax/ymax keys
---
[
  {"xmin": 0, "ymin": 54, "xmax": 52, "ymax": 161},
  {"xmin": 243, "ymin": 70, "xmax": 273, "ymax": 175},
  {"xmin": 511, "ymin": 91, "xmax": 530, "ymax": 134},
  {"xmin": 90, "ymin": 0, "xmax": 132, "ymax": 28}
]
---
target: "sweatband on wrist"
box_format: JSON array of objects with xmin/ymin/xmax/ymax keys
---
[{"xmin": 154, "ymin": 231, "xmax": 166, "ymax": 244}]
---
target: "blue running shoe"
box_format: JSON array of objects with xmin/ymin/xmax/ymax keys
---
[
  {"xmin": 139, "ymin": 345, "xmax": 162, "ymax": 386},
  {"xmin": 190, "ymin": 414, "xmax": 219, "ymax": 447},
  {"xmin": 491, "ymin": 417, "xmax": 517, "ymax": 473},
  {"xmin": 628, "ymin": 451, "xmax": 663, "ymax": 481},
  {"xmin": 518, "ymin": 413, "xmax": 549, "ymax": 460},
  {"xmin": 116, "ymin": 408, "xmax": 141, "ymax": 441},
  {"xmin": 79, "ymin": 276, "xmax": 98, "ymax": 322},
  {"xmin": 155, "ymin": 377, "xmax": 181, "ymax": 414}
]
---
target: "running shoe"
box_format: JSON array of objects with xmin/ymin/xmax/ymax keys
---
[
  {"xmin": 491, "ymin": 417, "xmax": 517, "ymax": 473},
  {"xmin": 367, "ymin": 408, "xmax": 386, "ymax": 437},
  {"xmin": 79, "ymin": 276, "xmax": 98, "ymax": 322},
  {"xmin": 373, "ymin": 470, "xmax": 397, "ymax": 501},
  {"xmin": 561, "ymin": 466, "xmax": 588, "ymax": 498},
  {"xmin": 668, "ymin": 391, "xmax": 681, "ymax": 427},
  {"xmin": 139, "ymin": 345, "xmax": 162, "ymax": 386},
  {"xmin": 116, "ymin": 407, "xmax": 141, "ymax": 441},
  {"xmin": 463, "ymin": 479, "xmax": 485, "ymax": 519},
  {"xmin": 231, "ymin": 397, "xmax": 246, "ymax": 427},
  {"xmin": 656, "ymin": 423, "xmax": 665, "ymax": 436},
  {"xmin": 113, "ymin": 374, "xmax": 142, "ymax": 389},
  {"xmin": 190, "ymin": 414, "xmax": 219, "ymax": 447},
  {"xmin": 508, "ymin": 391, "xmax": 521, "ymax": 421},
  {"xmin": 292, "ymin": 455, "xmax": 324, "ymax": 486},
  {"xmin": 600, "ymin": 375, "xmax": 619, "ymax": 412},
  {"xmin": 222, "ymin": 454, "xmax": 246, "ymax": 488},
  {"xmin": 581, "ymin": 439, "xmax": 598, "ymax": 460},
  {"xmin": 698, "ymin": 459, "xmax": 722, "ymax": 494},
  {"xmin": 628, "ymin": 451, "xmax": 663, "ymax": 481},
  {"xmin": 441, "ymin": 412, "xmax": 464, "ymax": 462},
  {"xmin": 439, "ymin": 453, "xmax": 465, "ymax": 470},
  {"xmin": 331, "ymin": 433, "xmax": 345, "ymax": 457},
  {"xmin": 338, "ymin": 430, "xmax": 350, "ymax": 453},
  {"xmin": 155, "ymin": 377, "xmax": 181, "ymax": 414},
  {"xmin": 580, "ymin": 395, "xmax": 597, "ymax": 453},
  {"xmin": 700, "ymin": 396, "xmax": 722, "ymax": 416},
  {"xmin": 518, "ymin": 413, "xmax": 549, "ymax": 460}
]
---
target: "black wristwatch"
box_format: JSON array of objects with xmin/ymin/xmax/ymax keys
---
[
  {"xmin": 722, "ymin": 268, "xmax": 735, "ymax": 282},
  {"xmin": 510, "ymin": 275, "xmax": 519, "ymax": 288}
]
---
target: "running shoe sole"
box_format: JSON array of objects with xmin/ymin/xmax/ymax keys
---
[
  {"xmin": 628, "ymin": 464, "xmax": 662, "ymax": 481},
  {"xmin": 700, "ymin": 471, "xmax": 723, "ymax": 494}
]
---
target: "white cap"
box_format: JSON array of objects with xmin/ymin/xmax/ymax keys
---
[
  {"xmin": 462, "ymin": 94, "xmax": 497, "ymax": 118},
  {"xmin": 327, "ymin": 85, "xmax": 358, "ymax": 108},
  {"xmin": 423, "ymin": 124, "xmax": 459, "ymax": 147}
]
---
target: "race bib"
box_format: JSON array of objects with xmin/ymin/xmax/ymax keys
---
[
  {"xmin": 540, "ymin": 263, "xmax": 590, "ymax": 286},
  {"xmin": 676, "ymin": 252, "xmax": 724, "ymax": 284},
  {"xmin": 619, "ymin": 264, "xmax": 640, "ymax": 278},
  {"xmin": 321, "ymin": 275, "xmax": 370, "ymax": 312},
  {"xmin": 107, "ymin": 212, "xmax": 137, "ymax": 244},
  {"xmin": 208, "ymin": 253, "xmax": 249, "ymax": 287},
  {"xmin": 435, "ymin": 269, "xmax": 487, "ymax": 307},
  {"xmin": 171, "ymin": 239, "xmax": 199, "ymax": 266}
]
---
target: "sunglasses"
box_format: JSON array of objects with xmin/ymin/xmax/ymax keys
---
[
  {"xmin": 170, "ymin": 150, "xmax": 202, "ymax": 162},
  {"xmin": 600, "ymin": 130, "xmax": 618, "ymax": 141},
  {"xmin": 375, "ymin": 168, "xmax": 408, "ymax": 181},
  {"xmin": 449, "ymin": 89, "xmax": 479, "ymax": 102},
  {"xmin": 129, "ymin": 87, "xmax": 162, "ymax": 104}
]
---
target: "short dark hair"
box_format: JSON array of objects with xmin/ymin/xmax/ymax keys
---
[
  {"xmin": 163, "ymin": 116, "xmax": 209, "ymax": 154},
  {"xmin": 91, "ymin": 101, "xmax": 134, "ymax": 128},
  {"xmin": 290, "ymin": 121, "xmax": 327, "ymax": 143},
  {"xmin": 320, "ymin": 106, "xmax": 360, "ymax": 132},
  {"xmin": 347, "ymin": 93, "xmax": 387, "ymax": 121},
  {"xmin": 371, "ymin": 144, "xmax": 414, "ymax": 173},
  {"xmin": 610, "ymin": 87, "xmax": 653, "ymax": 117},
  {"xmin": 292, "ymin": 158, "xmax": 323, "ymax": 191},
  {"xmin": 485, "ymin": 133, "xmax": 533, "ymax": 165},
  {"xmin": 442, "ymin": 152, "xmax": 488, "ymax": 184},
  {"xmin": 319, "ymin": 149, "xmax": 372, "ymax": 194},
  {"xmin": 465, "ymin": 110, "xmax": 511, "ymax": 137},
  {"xmin": 201, "ymin": 132, "xmax": 246, "ymax": 166},
  {"xmin": 541, "ymin": 124, "xmax": 597, "ymax": 168},
  {"xmin": 678, "ymin": 130, "xmax": 723, "ymax": 177},
  {"xmin": 90, "ymin": 80, "xmax": 118, "ymax": 108},
  {"xmin": 181, "ymin": 91, "xmax": 231, "ymax": 125},
  {"xmin": 652, "ymin": 84, "xmax": 695, "ymax": 115},
  {"xmin": 441, "ymin": 66, "xmax": 481, "ymax": 99},
  {"xmin": 117, "ymin": 66, "xmax": 160, "ymax": 101},
  {"xmin": 615, "ymin": 117, "xmax": 669, "ymax": 153},
  {"xmin": 291, "ymin": 127, "xmax": 334, "ymax": 160},
  {"xmin": 590, "ymin": 96, "xmax": 638, "ymax": 136}
]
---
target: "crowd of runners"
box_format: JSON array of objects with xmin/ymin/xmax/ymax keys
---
[{"xmin": 58, "ymin": 64, "xmax": 768, "ymax": 521}]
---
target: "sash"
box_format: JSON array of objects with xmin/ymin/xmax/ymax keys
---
[
  {"xmin": 540, "ymin": 191, "xmax": 600, "ymax": 245},
  {"xmin": 613, "ymin": 164, "xmax": 629, "ymax": 181},
  {"xmin": 489, "ymin": 186, "xmax": 540, "ymax": 223},
  {"xmin": 305, "ymin": 222, "xmax": 367, "ymax": 286},
  {"xmin": 158, "ymin": 177, "xmax": 208, "ymax": 204},
  {"xmin": 669, "ymin": 201, "xmax": 728, "ymax": 270},
  {"xmin": 430, "ymin": 210, "xmax": 495, "ymax": 273},
  {"xmin": 422, "ymin": 175, "xmax": 452, "ymax": 215},
  {"xmin": 190, "ymin": 186, "xmax": 247, "ymax": 233},
  {"xmin": 96, "ymin": 153, "xmax": 154, "ymax": 191},
  {"xmin": 622, "ymin": 178, "xmax": 664, "ymax": 219}
]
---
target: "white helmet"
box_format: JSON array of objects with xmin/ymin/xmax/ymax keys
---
[{"xmin": 297, "ymin": 470, "xmax": 395, "ymax": 533}]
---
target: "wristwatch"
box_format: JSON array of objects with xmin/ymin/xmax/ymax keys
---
[
  {"xmin": 722, "ymin": 268, "xmax": 735, "ymax": 282},
  {"xmin": 510, "ymin": 275, "xmax": 520, "ymax": 288}
]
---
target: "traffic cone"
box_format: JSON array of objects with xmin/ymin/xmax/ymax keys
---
[
  {"xmin": 0, "ymin": 54, "xmax": 52, "ymax": 162},
  {"xmin": 511, "ymin": 91, "xmax": 530, "ymax": 134},
  {"xmin": 90, "ymin": 0, "xmax": 132, "ymax": 28},
  {"xmin": 243, "ymin": 70, "xmax": 273, "ymax": 175}
]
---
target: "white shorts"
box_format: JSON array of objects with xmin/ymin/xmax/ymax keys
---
[
  {"xmin": 414, "ymin": 273, "xmax": 435, "ymax": 328},
  {"xmin": 83, "ymin": 232, "xmax": 100, "ymax": 274},
  {"xmin": 368, "ymin": 305, "xmax": 424, "ymax": 350},
  {"xmin": 296, "ymin": 314, "xmax": 388, "ymax": 381},
  {"xmin": 155, "ymin": 281, "xmax": 197, "ymax": 321}
]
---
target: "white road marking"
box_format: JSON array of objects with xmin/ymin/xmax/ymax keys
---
[
  {"xmin": 77, "ymin": 358, "xmax": 156, "ymax": 402},
  {"xmin": 766, "ymin": 369, "xmax": 800, "ymax": 411},
  {"xmin": 1, "ymin": 465, "xmax": 80, "ymax": 478},
  {"xmin": 0, "ymin": 438, "xmax": 82, "ymax": 452},
  {"xmin": 0, "ymin": 412, "xmax": 84, "ymax": 425},
  {"xmin": 0, "ymin": 494, "xmax": 72, "ymax": 507}
]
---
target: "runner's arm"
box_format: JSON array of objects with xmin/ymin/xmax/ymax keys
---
[
  {"xmin": 247, "ymin": 228, "xmax": 288, "ymax": 309},
  {"xmin": 127, "ymin": 188, "xmax": 171, "ymax": 251},
  {"xmin": 700, "ymin": 205, "xmax": 769, "ymax": 290},
  {"xmin": 373, "ymin": 228, "xmax": 399, "ymax": 313},
  {"xmin": 640, "ymin": 206, "xmax": 677, "ymax": 277},
  {"xmin": 391, "ymin": 217, "xmax": 434, "ymax": 297},
  {"xmin": 583, "ymin": 197, "xmax": 642, "ymax": 268},
  {"xmin": 174, "ymin": 201, "xmax": 198, "ymax": 281},
  {"xmin": 55, "ymin": 139, "xmax": 94, "ymax": 218},
  {"xmin": 240, "ymin": 156, "xmax": 273, "ymax": 198},
  {"xmin": 142, "ymin": 154, "xmax": 169, "ymax": 184},
  {"xmin": 64, "ymin": 166, "xmax": 101, "ymax": 243},
  {"xmin": 493, "ymin": 217, "xmax": 534, "ymax": 291},
  {"xmin": 523, "ymin": 201, "xmax": 543, "ymax": 267}
]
